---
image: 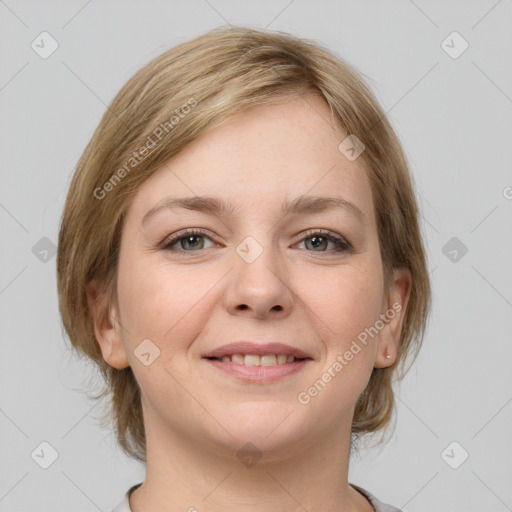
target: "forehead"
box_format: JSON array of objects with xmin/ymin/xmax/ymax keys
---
[{"xmin": 127, "ymin": 94, "xmax": 375, "ymax": 227}]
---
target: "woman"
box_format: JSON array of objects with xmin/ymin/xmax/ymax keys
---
[{"xmin": 57, "ymin": 26, "xmax": 431, "ymax": 512}]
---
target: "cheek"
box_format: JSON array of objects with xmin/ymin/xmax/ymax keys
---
[
  {"xmin": 301, "ymin": 262, "xmax": 383, "ymax": 390},
  {"xmin": 309, "ymin": 268, "xmax": 383, "ymax": 342},
  {"xmin": 117, "ymin": 258, "xmax": 217, "ymax": 354}
]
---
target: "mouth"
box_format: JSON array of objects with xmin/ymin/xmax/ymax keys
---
[
  {"xmin": 201, "ymin": 341, "xmax": 313, "ymax": 382},
  {"xmin": 203, "ymin": 354, "xmax": 310, "ymax": 366},
  {"xmin": 202, "ymin": 341, "xmax": 313, "ymax": 360}
]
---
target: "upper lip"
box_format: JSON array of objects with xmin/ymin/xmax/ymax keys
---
[{"xmin": 202, "ymin": 342, "xmax": 313, "ymax": 360}]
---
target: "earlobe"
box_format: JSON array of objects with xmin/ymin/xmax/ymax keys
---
[
  {"xmin": 86, "ymin": 279, "xmax": 130, "ymax": 370},
  {"xmin": 374, "ymin": 267, "xmax": 412, "ymax": 369}
]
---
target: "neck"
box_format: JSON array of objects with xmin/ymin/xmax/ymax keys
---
[{"xmin": 129, "ymin": 411, "xmax": 373, "ymax": 512}]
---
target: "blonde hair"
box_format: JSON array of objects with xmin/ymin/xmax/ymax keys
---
[{"xmin": 57, "ymin": 26, "xmax": 432, "ymax": 462}]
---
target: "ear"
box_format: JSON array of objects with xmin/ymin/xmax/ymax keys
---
[
  {"xmin": 374, "ymin": 267, "xmax": 412, "ymax": 369},
  {"xmin": 86, "ymin": 279, "xmax": 130, "ymax": 369}
]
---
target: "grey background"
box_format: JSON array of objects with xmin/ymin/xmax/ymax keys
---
[{"xmin": 1, "ymin": 0, "xmax": 511, "ymax": 510}]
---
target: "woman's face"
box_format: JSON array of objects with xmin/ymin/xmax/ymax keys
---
[{"xmin": 93, "ymin": 94, "xmax": 409, "ymax": 457}]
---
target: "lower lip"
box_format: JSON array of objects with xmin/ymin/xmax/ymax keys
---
[{"xmin": 203, "ymin": 358, "xmax": 311, "ymax": 382}]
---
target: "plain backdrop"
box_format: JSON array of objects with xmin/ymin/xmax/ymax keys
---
[{"xmin": 1, "ymin": 1, "xmax": 511, "ymax": 511}]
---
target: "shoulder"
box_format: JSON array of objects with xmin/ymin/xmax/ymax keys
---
[
  {"xmin": 350, "ymin": 483, "xmax": 403, "ymax": 512},
  {"xmin": 111, "ymin": 483, "xmax": 142, "ymax": 512}
]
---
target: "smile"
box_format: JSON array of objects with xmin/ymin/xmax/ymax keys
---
[
  {"xmin": 203, "ymin": 355, "xmax": 312, "ymax": 382},
  {"xmin": 206, "ymin": 353, "xmax": 304, "ymax": 366}
]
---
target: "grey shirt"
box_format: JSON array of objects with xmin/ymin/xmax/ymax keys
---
[{"xmin": 112, "ymin": 482, "xmax": 403, "ymax": 512}]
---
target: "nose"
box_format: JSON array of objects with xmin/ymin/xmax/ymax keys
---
[{"xmin": 223, "ymin": 239, "xmax": 294, "ymax": 320}]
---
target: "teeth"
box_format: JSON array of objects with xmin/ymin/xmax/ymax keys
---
[
  {"xmin": 216, "ymin": 354, "xmax": 298, "ymax": 366},
  {"xmin": 244, "ymin": 354, "xmax": 260, "ymax": 366},
  {"xmin": 231, "ymin": 354, "xmax": 245, "ymax": 365},
  {"xmin": 261, "ymin": 354, "xmax": 277, "ymax": 366}
]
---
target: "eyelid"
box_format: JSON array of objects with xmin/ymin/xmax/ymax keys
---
[
  {"xmin": 160, "ymin": 228, "xmax": 218, "ymax": 249},
  {"xmin": 161, "ymin": 227, "xmax": 354, "ymax": 255},
  {"xmin": 298, "ymin": 228, "xmax": 351, "ymax": 245}
]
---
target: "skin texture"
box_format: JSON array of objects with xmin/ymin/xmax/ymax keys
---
[{"xmin": 87, "ymin": 94, "xmax": 411, "ymax": 512}]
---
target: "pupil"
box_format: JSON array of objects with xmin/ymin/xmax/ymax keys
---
[
  {"xmin": 309, "ymin": 236, "xmax": 326, "ymax": 250},
  {"xmin": 184, "ymin": 236, "xmax": 202, "ymax": 249}
]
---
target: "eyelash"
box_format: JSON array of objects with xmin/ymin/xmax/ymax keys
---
[{"xmin": 161, "ymin": 228, "xmax": 353, "ymax": 256}]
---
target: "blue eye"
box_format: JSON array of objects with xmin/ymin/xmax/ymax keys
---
[
  {"xmin": 298, "ymin": 229, "xmax": 353, "ymax": 253},
  {"xmin": 161, "ymin": 228, "xmax": 353, "ymax": 255},
  {"xmin": 162, "ymin": 229, "xmax": 215, "ymax": 252}
]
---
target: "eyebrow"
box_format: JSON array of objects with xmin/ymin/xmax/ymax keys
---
[{"xmin": 141, "ymin": 194, "xmax": 367, "ymax": 226}]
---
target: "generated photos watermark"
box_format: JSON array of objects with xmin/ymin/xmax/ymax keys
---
[
  {"xmin": 93, "ymin": 97, "xmax": 197, "ymax": 200},
  {"xmin": 297, "ymin": 301, "xmax": 402, "ymax": 405}
]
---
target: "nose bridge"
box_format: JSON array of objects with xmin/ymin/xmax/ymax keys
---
[
  {"xmin": 226, "ymin": 232, "xmax": 293, "ymax": 316},
  {"xmin": 234, "ymin": 231, "xmax": 282, "ymax": 276}
]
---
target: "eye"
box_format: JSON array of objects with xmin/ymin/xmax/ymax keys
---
[
  {"xmin": 161, "ymin": 228, "xmax": 353, "ymax": 255},
  {"xmin": 295, "ymin": 229, "xmax": 353, "ymax": 254},
  {"xmin": 162, "ymin": 228, "xmax": 216, "ymax": 253}
]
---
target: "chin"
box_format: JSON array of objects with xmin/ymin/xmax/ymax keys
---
[{"xmin": 211, "ymin": 406, "xmax": 307, "ymax": 452}]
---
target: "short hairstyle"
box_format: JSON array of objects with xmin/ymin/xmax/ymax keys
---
[{"xmin": 57, "ymin": 26, "xmax": 432, "ymax": 462}]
